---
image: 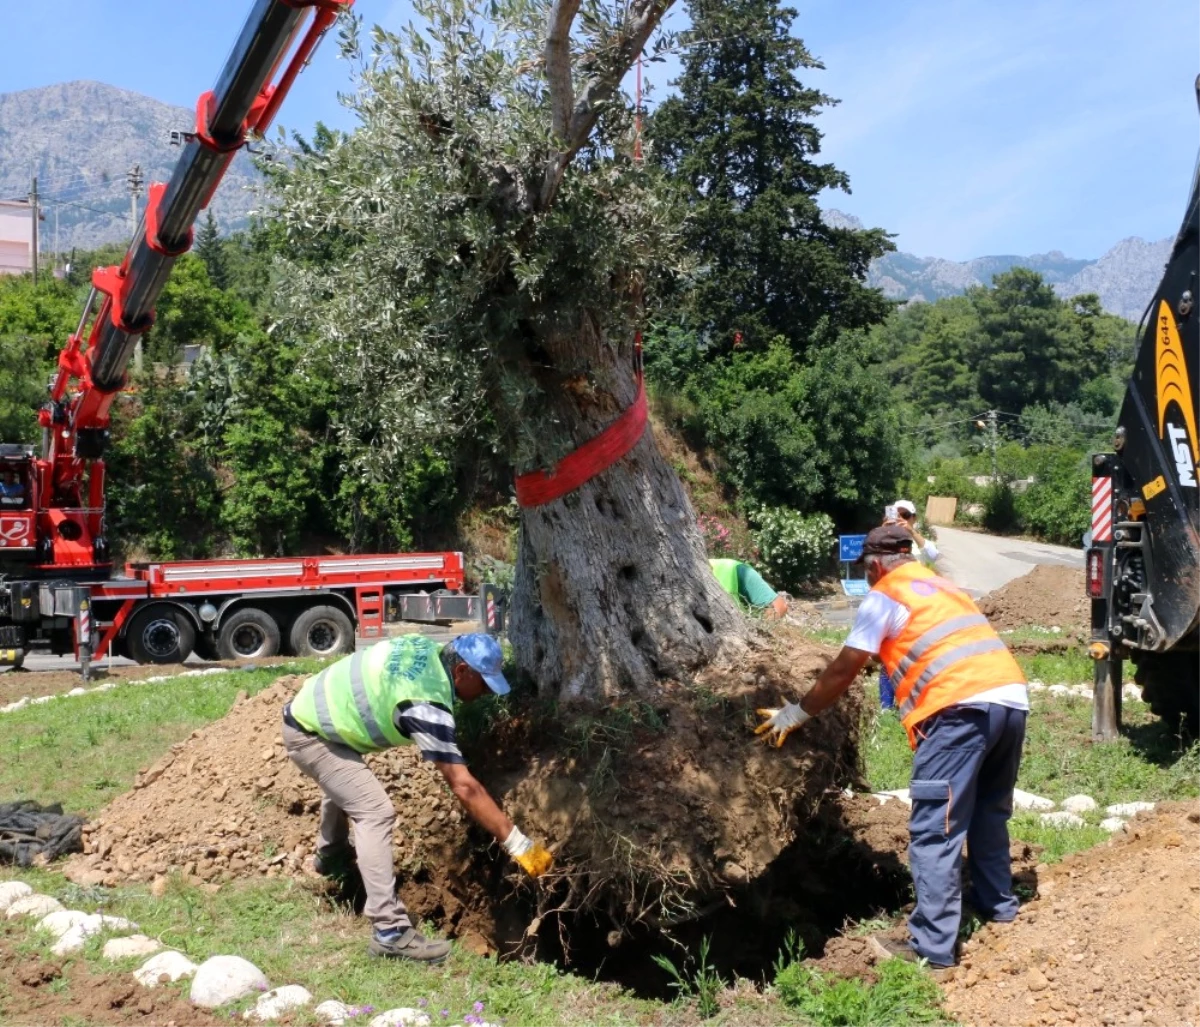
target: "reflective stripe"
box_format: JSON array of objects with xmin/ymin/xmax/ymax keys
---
[
  {"xmin": 898, "ymin": 638, "xmax": 1009, "ymax": 718},
  {"xmin": 311, "ymin": 669, "xmax": 349, "ymax": 747},
  {"xmin": 349, "ymin": 650, "xmax": 390, "ymax": 750},
  {"xmin": 896, "ymin": 614, "xmax": 989, "ymax": 678}
]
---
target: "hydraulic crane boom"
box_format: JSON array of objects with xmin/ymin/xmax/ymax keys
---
[{"xmin": 35, "ymin": 0, "xmax": 350, "ymax": 572}]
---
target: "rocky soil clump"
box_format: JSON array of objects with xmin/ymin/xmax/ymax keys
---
[
  {"xmin": 942, "ymin": 801, "xmax": 1200, "ymax": 1027},
  {"xmin": 978, "ymin": 564, "xmax": 1087, "ymax": 634}
]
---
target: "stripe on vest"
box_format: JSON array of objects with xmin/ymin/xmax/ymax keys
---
[
  {"xmin": 349, "ymin": 650, "xmax": 391, "ymax": 750},
  {"xmin": 311, "ymin": 669, "xmax": 349, "ymax": 747},
  {"xmin": 898, "ymin": 637, "xmax": 1009, "ymax": 718},
  {"xmin": 896, "ymin": 614, "xmax": 990, "ymax": 678}
]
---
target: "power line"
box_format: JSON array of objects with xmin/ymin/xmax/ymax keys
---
[{"xmin": 41, "ymin": 198, "xmax": 125, "ymax": 219}]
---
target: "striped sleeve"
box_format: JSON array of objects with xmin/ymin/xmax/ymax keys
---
[{"xmin": 393, "ymin": 701, "xmax": 465, "ymax": 765}]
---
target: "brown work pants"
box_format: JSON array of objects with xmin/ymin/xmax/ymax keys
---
[{"xmin": 281, "ymin": 719, "xmax": 411, "ymax": 932}]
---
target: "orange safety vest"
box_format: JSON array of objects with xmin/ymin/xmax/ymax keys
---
[{"xmin": 873, "ymin": 562, "xmax": 1025, "ymax": 749}]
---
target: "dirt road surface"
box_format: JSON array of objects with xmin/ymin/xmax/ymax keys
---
[{"xmin": 933, "ymin": 526, "xmax": 1083, "ymax": 598}]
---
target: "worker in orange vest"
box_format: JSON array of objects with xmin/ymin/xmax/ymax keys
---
[{"xmin": 754, "ymin": 524, "xmax": 1029, "ymax": 970}]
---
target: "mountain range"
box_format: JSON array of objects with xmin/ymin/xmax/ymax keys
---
[
  {"xmin": 0, "ymin": 81, "xmax": 259, "ymax": 255},
  {"xmin": 0, "ymin": 82, "xmax": 1173, "ymax": 320},
  {"xmin": 824, "ymin": 210, "xmax": 1171, "ymax": 322}
]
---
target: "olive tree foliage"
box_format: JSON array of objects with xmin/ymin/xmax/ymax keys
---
[{"xmin": 270, "ymin": 0, "xmax": 747, "ymax": 699}]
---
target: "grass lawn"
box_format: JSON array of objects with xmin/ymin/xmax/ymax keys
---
[
  {"xmin": 860, "ymin": 662, "xmax": 1200, "ymax": 865},
  {"xmin": 0, "ymin": 661, "xmax": 319, "ymax": 815}
]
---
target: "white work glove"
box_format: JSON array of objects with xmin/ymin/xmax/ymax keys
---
[
  {"xmin": 502, "ymin": 826, "xmax": 553, "ymax": 878},
  {"xmin": 754, "ymin": 700, "xmax": 811, "ymax": 748}
]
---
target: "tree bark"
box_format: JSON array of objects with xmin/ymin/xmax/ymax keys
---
[{"xmin": 507, "ymin": 324, "xmax": 748, "ymax": 701}]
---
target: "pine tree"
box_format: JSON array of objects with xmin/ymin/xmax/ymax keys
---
[
  {"xmin": 194, "ymin": 210, "xmax": 229, "ymax": 290},
  {"xmin": 650, "ymin": 0, "xmax": 894, "ymax": 355}
]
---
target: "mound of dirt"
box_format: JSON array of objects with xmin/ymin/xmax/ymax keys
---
[
  {"xmin": 68, "ymin": 633, "xmax": 863, "ymax": 957},
  {"xmin": 943, "ymin": 801, "xmax": 1200, "ymax": 1027},
  {"xmin": 978, "ymin": 564, "xmax": 1087, "ymax": 634}
]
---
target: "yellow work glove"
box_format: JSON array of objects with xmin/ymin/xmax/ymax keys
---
[
  {"xmin": 754, "ymin": 700, "xmax": 811, "ymax": 747},
  {"xmin": 502, "ymin": 827, "xmax": 554, "ymax": 879}
]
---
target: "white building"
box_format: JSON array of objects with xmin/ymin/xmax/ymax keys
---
[{"xmin": 0, "ymin": 200, "xmax": 34, "ymax": 276}]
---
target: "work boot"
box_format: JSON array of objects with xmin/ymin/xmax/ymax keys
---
[
  {"xmin": 368, "ymin": 927, "xmax": 451, "ymax": 964},
  {"xmin": 869, "ymin": 935, "xmax": 956, "ymax": 971},
  {"xmin": 309, "ymin": 843, "xmax": 355, "ymax": 879}
]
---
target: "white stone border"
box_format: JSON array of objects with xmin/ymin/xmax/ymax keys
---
[
  {"xmin": 0, "ymin": 664, "xmax": 306, "ymax": 715},
  {"xmin": 0, "ymin": 893, "xmax": 490, "ymax": 1026}
]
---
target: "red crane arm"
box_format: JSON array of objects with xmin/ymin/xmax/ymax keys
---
[{"xmin": 34, "ymin": 0, "xmax": 351, "ymax": 568}]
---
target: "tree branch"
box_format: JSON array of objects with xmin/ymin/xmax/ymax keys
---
[
  {"xmin": 545, "ymin": 0, "xmax": 581, "ymax": 141},
  {"xmin": 567, "ymin": 0, "xmax": 669, "ymax": 151},
  {"xmin": 537, "ymin": 0, "xmax": 674, "ymax": 211}
]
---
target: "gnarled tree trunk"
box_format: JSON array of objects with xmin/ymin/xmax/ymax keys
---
[{"xmin": 507, "ymin": 319, "xmax": 747, "ymax": 700}]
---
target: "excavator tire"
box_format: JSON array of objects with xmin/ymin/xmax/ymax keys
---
[{"xmin": 1135, "ymin": 651, "xmax": 1199, "ymax": 738}]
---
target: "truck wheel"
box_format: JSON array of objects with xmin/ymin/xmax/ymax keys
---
[
  {"xmin": 289, "ymin": 605, "xmax": 354, "ymax": 659},
  {"xmin": 193, "ymin": 633, "xmax": 219, "ymax": 662},
  {"xmin": 125, "ymin": 605, "xmax": 196, "ymax": 665},
  {"xmin": 216, "ymin": 608, "xmax": 281, "ymax": 661},
  {"xmin": 1135, "ymin": 652, "xmax": 1199, "ymax": 738}
]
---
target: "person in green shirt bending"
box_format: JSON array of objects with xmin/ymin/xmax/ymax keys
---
[
  {"xmin": 283, "ymin": 633, "xmax": 552, "ymax": 964},
  {"xmin": 709, "ymin": 558, "xmax": 789, "ymax": 619}
]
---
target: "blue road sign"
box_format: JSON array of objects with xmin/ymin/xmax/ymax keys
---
[{"xmin": 839, "ymin": 534, "xmax": 867, "ymax": 563}]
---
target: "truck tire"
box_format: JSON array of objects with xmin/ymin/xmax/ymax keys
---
[
  {"xmin": 216, "ymin": 608, "xmax": 281, "ymax": 661},
  {"xmin": 125, "ymin": 605, "xmax": 196, "ymax": 665},
  {"xmin": 289, "ymin": 605, "xmax": 354, "ymax": 659},
  {"xmin": 1135, "ymin": 651, "xmax": 1199, "ymax": 737},
  {"xmin": 193, "ymin": 633, "xmax": 219, "ymax": 662}
]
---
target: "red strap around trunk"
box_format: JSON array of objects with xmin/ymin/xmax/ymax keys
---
[{"xmin": 514, "ymin": 376, "xmax": 648, "ymax": 508}]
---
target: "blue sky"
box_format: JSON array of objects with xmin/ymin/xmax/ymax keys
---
[{"xmin": 2, "ymin": 0, "xmax": 1196, "ymax": 260}]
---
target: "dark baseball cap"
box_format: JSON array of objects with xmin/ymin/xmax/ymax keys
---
[{"xmin": 855, "ymin": 524, "xmax": 915, "ymax": 563}]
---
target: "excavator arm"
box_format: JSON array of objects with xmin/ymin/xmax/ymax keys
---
[{"xmin": 35, "ymin": 0, "xmax": 350, "ymax": 570}]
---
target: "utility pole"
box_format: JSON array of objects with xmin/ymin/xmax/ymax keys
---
[
  {"xmin": 988, "ymin": 409, "xmax": 999, "ymax": 482},
  {"xmin": 127, "ymin": 164, "xmax": 144, "ymax": 237},
  {"xmin": 28, "ymin": 175, "xmax": 38, "ymax": 286},
  {"xmin": 127, "ymin": 163, "xmax": 145, "ymax": 371}
]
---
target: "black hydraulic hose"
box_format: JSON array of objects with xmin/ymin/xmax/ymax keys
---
[{"xmin": 87, "ymin": 0, "xmax": 305, "ymax": 392}]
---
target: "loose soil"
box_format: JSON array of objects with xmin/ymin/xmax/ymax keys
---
[
  {"xmin": 67, "ymin": 630, "xmax": 870, "ymax": 975},
  {"xmin": 978, "ymin": 564, "xmax": 1087, "ymax": 635},
  {"xmin": 0, "ymin": 933, "xmax": 228, "ymax": 1026},
  {"xmin": 944, "ymin": 801, "xmax": 1200, "ymax": 1027}
]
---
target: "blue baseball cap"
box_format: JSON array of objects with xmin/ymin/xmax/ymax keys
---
[{"xmin": 452, "ymin": 633, "xmax": 510, "ymax": 695}]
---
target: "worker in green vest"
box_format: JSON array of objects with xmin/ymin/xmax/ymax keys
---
[
  {"xmin": 283, "ymin": 632, "xmax": 552, "ymax": 964},
  {"xmin": 709, "ymin": 558, "xmax": 789, "ymax": 619}
]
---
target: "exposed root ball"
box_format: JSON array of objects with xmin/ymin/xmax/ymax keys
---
[{"xmin": 68, "ymin": 632, "xmax": 862, "ymax": 956}]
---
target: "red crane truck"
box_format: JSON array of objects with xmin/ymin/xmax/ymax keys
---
[{"xmin": 0, "ymin": 0, "xmax": 502, "ymax": 678}]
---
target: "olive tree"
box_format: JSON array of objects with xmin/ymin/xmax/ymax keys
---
[{"xmin": 271, "ymin": 0, "xmax": 746, "ymax": 699}]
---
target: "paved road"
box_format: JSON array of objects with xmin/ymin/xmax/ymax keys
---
[
  {"xmin": 811, "ymin": 527, "xmax": 1083, "ymax": 624},
  {"xmin": 8, "ymin": 623, "xmax": 461, "ymax": 677},
  {"xmin": 932, "ymin": 526, "xmax": 1082, "ymax": 598}
]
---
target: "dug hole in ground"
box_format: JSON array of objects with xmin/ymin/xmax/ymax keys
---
[{"xmin": 68, "ymin": 628, "xmax": 909, "ymax": 994}]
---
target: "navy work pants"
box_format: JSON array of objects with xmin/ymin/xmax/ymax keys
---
[{"xmin": 907, "ymin": 703, "xmax": 1027, "ymax": 966}]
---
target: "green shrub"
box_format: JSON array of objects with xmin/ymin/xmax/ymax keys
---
[
  {"xmin": 983, "ymin": 482, "xmax": 1019, "ymax": 534},
  {"xmin": 1016, "ymin": 448, "xmax": 1091, "ymax": 545},
  {"xmin": 753, "ymin": 508, "xmax": 835, "ymax": 592},
  {"xmin": 774, "ymin": 959, "xmax": 946, "ymax": 1026}
]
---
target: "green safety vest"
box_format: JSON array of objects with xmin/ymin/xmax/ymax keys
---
[
  {"xmin": 709, "ymin": 558, "xmax": 741, "ymax": 599},
  {"xmin": 290, "ymin": 635, "xmax": 455, "ymax": 754}
]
